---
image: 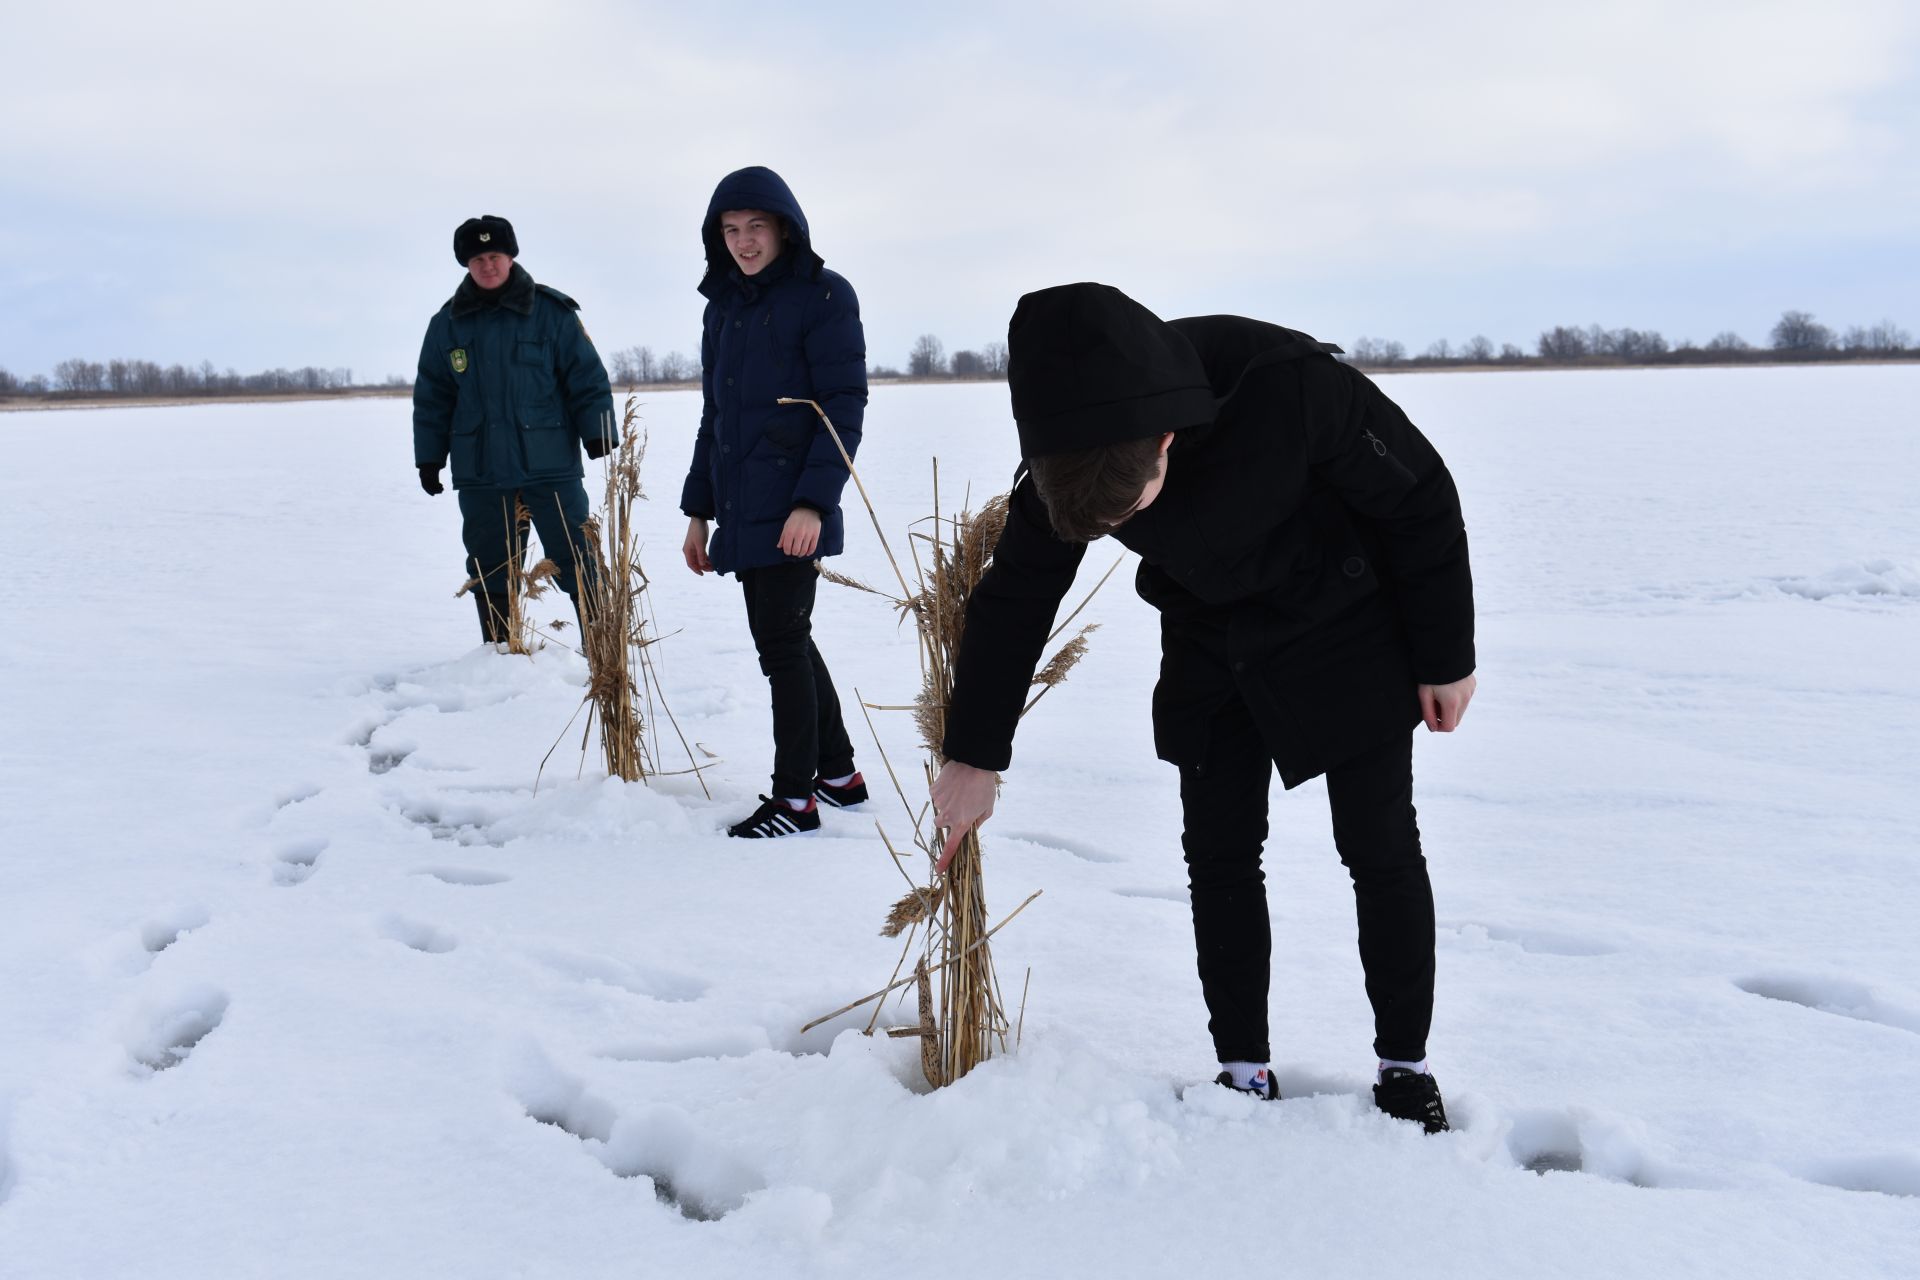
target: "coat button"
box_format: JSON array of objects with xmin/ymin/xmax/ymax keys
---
[
  {"xmin": 726, "ymin": 376, "xmax": 734, "ymax": 386},
  {"xmin": 722, "ymin": 444, "xmax": 731, "ymax": 454},
  {"xmin": 734, "ymin": 320, "xmax": 741, "ymax": 328},
  {"xmin": 725, "ymin": 501, "xmax": 732, "ymax": 511},
  {"xmin": 1343, "ymin": 555, "xmax": 1366, "ymax": 578}
]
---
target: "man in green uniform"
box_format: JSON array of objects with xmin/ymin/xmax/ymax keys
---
[{"xmin": 413, "ymin": 215, "xmax": 616, "ymax": 642}]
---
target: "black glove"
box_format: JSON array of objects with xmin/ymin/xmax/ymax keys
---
[
  {"xmin": 584, "ymin": 437, "xmax": 611, "ymax": 461},
  {"xmin": 418, "ymin": 464, "xmax": 444, "ymax": 495}
]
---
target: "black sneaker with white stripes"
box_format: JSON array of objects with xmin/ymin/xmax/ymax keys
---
[
  {"xmin": 812, "ymin": 772, "xmax": 869, "ymax": 809},
  {"xmin": 1373, "ymin": 1067, "xmax": 1450, "ymax": 1133},
  {"xmin": 726, "ymin": 795, "xmax": 821, "ymax": 839}
]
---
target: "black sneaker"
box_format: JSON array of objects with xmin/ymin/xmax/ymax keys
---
[
  {"xmin": 1373, "ymin": 1067, "xmax": 1449, "ymax": 1133},
  {"xmin": 812, "ymin": 771, "xmax": 869, "ymax": 809},
  {"xmin": 1214, "ymin": 1068, "xmax": 1281, "ymax": 1100},
  {"xmin": 726, "ymin": 796, "xmax": 821, "ymax": 839}
]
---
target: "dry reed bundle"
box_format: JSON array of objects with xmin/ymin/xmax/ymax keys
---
[
  {"xmin": 454, "ymin": 496, "xmax": 539, "ymax": 654},
  {"xmin": 539, "ymin": 398, "xmax": 709, "ymax": 796},
  {"xmin": 780, "ymin": 397, "xmax": 1113, "ymax": 1088}
]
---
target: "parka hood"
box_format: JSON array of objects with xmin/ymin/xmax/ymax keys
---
[
  {"xmin": 699, "ymin": 166, "xmax": 825, "ymax": 298},
  {"xmin": 1006, "ymin": 282, "xmax": 1217, "ymax": 459}
]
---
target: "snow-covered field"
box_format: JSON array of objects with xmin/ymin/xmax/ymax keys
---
[{"xmin": 2, "ymin": 366, "xmax": 1916, "ymax": 1278}]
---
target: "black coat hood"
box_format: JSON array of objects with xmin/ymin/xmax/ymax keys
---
[
  {"xmin": 698, "ymin": 166, "xmax": 825, "ymax": 299},
  {"xmin": 1006, "ymin": 283, "xmax": 1218, "ymax": 459}
]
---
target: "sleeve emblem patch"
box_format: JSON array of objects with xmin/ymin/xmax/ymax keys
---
[{"xmin": 450, "ymin": 348, "xmax": 468, "ymax": 373}]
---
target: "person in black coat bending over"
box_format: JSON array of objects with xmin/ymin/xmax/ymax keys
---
[
  {"xmin": 680, "ymin": 167, "xmax": 870, "ymax": 839},
  {"xmin": 930, "ymin": 283, "xmax": 1476, "ymax": 1131}
]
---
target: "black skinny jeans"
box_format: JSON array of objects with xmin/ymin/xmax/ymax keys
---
[
  {"xmin": 739, "ymin": 562, "xmax": 856, "ymax": 800},
  {"xmin": 1179, "ymin": 698, "xmax": 1435, "ymax": 1064}
]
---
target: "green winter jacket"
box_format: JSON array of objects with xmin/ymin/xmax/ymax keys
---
[{"xmin": 413, "ymin": 264, "xmax": 616, "ymax": 490}]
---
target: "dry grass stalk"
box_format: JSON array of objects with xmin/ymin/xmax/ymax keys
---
[
  {"xmin": 782, "ymin": 396, "xmax": 1111, "ymax": 1088},
  {"xmin": 543, "ymin": 397, "xmax": 710, "ymax": 796},
  {"xmin": 880, "ymin": 883, "xmax": 946, "ymax": 938},
  {"xmin": 454, "ymin": 498, "xmax": 539, "ymax": 654}
]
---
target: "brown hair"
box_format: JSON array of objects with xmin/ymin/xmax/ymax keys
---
[{"xmin": 1026, "ymin": 435, "xmax": 1166, "ymax": 543}]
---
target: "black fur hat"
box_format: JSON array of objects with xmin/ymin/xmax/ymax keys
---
[
  {"xmin": 454, "ymin": 215, "xmax": 519, "ymax": 265},
  {"xmin": 1007, "ymin": 283, "xmax": 1215, "ymax": 459}
]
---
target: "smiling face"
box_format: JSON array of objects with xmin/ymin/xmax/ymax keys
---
[
  {"xmin": 719, "ymin": 209, "xmax": 785, "ymax": 276},
  {"xmin": 466, "ymin": 251, "xmax": 513, "ymax": 290}
]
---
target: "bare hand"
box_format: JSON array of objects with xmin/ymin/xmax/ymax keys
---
[
  {"xmin": 682, "ymin": 517, "xmax": 713, "ymax": 575},
  {"xmin": 778, "ymin": 507, "xmax": 823, "ymax": 558},
  {"xmin": 1418, "ymin": 674, "xmax": 1476, "ymax": 732},
  {"xmin": 930, "ymin": 760, "xmax": 999, "ymax": 872}
]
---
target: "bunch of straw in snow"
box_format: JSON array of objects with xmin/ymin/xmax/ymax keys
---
[
  {"xmin": 541, "ymin": 397, "xmax": 709, "ymax": 796},
  {"xmin": 785, "ymin": 399, "xmax": 1109, "ymax": 1088},
  {"xmin": 455, "ymin": 496, "xmax": 540, "ymax": 655}
]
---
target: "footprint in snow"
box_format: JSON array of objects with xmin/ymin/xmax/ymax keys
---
[
  {"xmin": 273, "ymin": 783, "xmax": 323, "ymax": 810},
  {"xmin": 1800, "ymin": 1154, "xmax": 1920, "ymax": 1199},
  {"xmin": 367, "ymin": 745, "xmax": 414, "ymax": 775},
  {"xmin": 413, "ymin": 866, "xmax": 512, "ymax": 887},
  {"xmin": 1504, "ymin": 1107, "xmax": 1662, "ymax": 1187},
  {"xmin": 127, "ymin": 988, "xmax": 228, "ymax": 1074},
  {"xmin": 1734, "ymin": 974, "xmax": 1920, "ymax": 1036},
  {"xmin": 511, "ymin": 1051, "xmax": 763, "ymax": 1221},
  {"xmin": 1441, "ymin": 921, "xmax": 1618, "ymax": 957},
  {"xmin": 377, "ymin": 915, "xmax": 457, "ymax": 954},
  {"xmin": 535, "ymin": 948, "xmax": 709, "ymax": 1003},
  {"xmin": 396, "ymin": 802, "xmax": 502, "ymax": 846},
  {"xmin": 1001, "ymin": 830, "xmax": 1125, "ymax": 864},
  {"xmin": 344, "ymin": 716, "xmax": 389, "ymax": 749},
  {"xmin": 140, "ymin": 904, "xmax": 211, "ymax": 956},
  {"xmin": 272, "ymin": 838, "xmax": 328, "ymax": 886}
]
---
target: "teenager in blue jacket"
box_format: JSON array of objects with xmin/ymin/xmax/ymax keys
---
[{"xmin": 679, "ymin": 168, "xmax": 870, "ymax": 838}]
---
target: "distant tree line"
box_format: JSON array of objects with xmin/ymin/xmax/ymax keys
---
[
  {"xmin": 1347, "ymin": 311, "xmax": 1913, "ymax": 370},
  {"xmin": 604, "ymin": 345, "xmax": 701, "ymax": 388},
  {"xmin": 6, "ymin": 309, "xmax": 1909, "ymax": 402},
  {"xmin": 864, "ymin": 334, "xmax": 1010, "ymax": 380},
  {"xmin": 0, "ymin": 358, "xmax": 371, "ymax": 400}
]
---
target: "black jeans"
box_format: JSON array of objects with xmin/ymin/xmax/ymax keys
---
[
  {"xmin": 739, "ymin": 562, "xmax": 855, "ymax": 799},
  {"xmin": 1179, "ymin": 696, "xmax": 1435, "ymax": 1064}
]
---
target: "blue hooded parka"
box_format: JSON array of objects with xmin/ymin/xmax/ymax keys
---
[{"xmin": 679, "ymin": 167, "xmax": 868, "ymax": 575}]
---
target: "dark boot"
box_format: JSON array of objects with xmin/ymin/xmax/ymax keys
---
[
  {"xmin": 1374, "ymin": 1067, "xmax": 1450, "ymax": 1133},
  {"xmin": 473, "ymin": 592, "xmax": 509, "ymax": 645}
]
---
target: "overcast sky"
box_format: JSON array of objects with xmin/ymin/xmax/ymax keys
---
[{"xmin": 4, "ymin": 0, "xmax": 1917, "ymax": 381}]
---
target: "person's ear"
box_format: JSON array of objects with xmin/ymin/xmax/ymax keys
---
[{"xmin": 1159, "ymin": 432, "xmax": 1175, "ymax": 458}]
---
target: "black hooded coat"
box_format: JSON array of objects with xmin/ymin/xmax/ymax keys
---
[
  {"xmin": 942, "ymin": 288, "xmax": 1475, "ymax": 788},
  {"xmin": 679, "ymin": 167, "xmax": 868, "ymax": 575}
]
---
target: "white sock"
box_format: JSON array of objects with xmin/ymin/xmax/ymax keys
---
[
  {"xmin": 1379, "ymin": 1058, "xmax": 1429, "ymax": 1080},
  {"xmin": 1222, "ymin": 1060, "xmax": 1270, "ymax": 1091},
  {"xmin": 822, "ymin": 771, "xmax": 857, "ymax": 787},
  {"xmin": 781, "ymin": 796, "xmax": 813, "ymax": 811}
]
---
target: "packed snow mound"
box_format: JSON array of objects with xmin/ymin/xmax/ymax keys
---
[{"xmin": 1768, "ymin": 559, "xmax": 1920, "ymax": 602}]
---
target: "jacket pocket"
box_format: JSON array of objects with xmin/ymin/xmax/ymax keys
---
[
  {"xmin": 743, "ymin": 452, "xmax": 799, "ymax": 521},
  {"xmin": 449, "ymin": 397, "xmax": 485, "ymax": 482},
  {"xmin": 520, "ymin": 424, "xmax": 575, "ymax": 476}
]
